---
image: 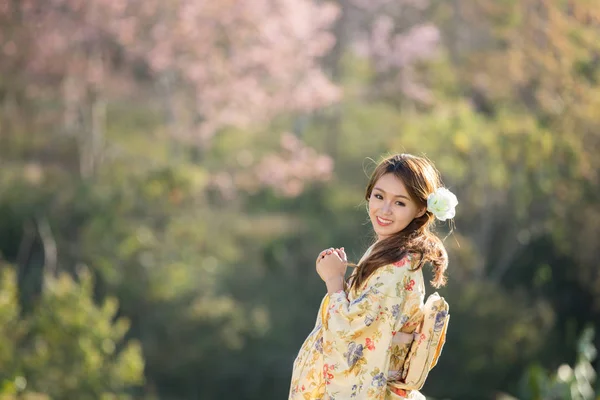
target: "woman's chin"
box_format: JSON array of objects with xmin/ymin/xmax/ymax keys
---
[
  {"xmin": 373, "ymin": 225, "xmax": 401, "ymax": 239},
  {"xmin": 371, "ymin": 219, "xmax": 402, "ymax": 237},
  {"xmin": 373, "ymin": 226, "xmax": 389, "ymax": 238}
]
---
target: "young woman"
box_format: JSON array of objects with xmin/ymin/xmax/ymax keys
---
[{"xmin": 289, "ymin": 153, "xmax": 457, "ymax": 400}]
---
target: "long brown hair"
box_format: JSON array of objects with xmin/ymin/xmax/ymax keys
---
[{"xmin": 349, "ymin": 154, "xmax": 449, "ymax": 292}]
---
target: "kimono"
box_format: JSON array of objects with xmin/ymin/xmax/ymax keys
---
[{"xmin": 289, "ymin": 251, "xmax": 426, "ymax": 400}]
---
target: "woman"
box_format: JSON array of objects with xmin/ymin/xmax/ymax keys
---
[{"xmin": 289, "ymin": 153, "xmax": 457, "ymax": 399}]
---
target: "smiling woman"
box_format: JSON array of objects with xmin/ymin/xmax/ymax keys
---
[
  {"xmin": 289, "ymin": 153, "xmax": 457, "ymax": 400},
  {"xmin": 369, "ymin": 173, "xmax": 427, "ymax": 241}
]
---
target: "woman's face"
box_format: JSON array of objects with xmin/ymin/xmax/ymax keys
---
[{"xmin": 368, "ymin": 173, "xmax": 425, "ymax": 241}]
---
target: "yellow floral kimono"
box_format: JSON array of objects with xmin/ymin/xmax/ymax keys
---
[{"xmin": 289, "ymin": 253, "xmax": 426, "ymax": 400}]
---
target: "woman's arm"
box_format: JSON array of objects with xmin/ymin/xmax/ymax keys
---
[
  {"xmin": 325, "ymin": 276, "xmax": 345, "ymax": 294},
  {"xmin": 322, "ymin": 259, "xmax": 424, "ymax": 398}
]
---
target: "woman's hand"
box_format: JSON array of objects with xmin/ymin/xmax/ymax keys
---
[
  {"xmin": 316, "ymin": 247, "xmax": 347, "ymax": 265},
  {"xmin": 316, "ymin": 247, "xmax": 347, "ymax": 294}
]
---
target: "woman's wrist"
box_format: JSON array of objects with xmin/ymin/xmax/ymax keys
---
[{"xmin": 325, "ymin": 276, "xmax": 345, "ymax": 294}]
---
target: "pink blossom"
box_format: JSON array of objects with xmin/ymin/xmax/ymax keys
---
[
  {"xmin": 3, "ymin": 0, "xmax": 341, "ymax": 139},
  {"xmin": 348, "ymin": 0, "xmax": 440, "ymax": 101}
]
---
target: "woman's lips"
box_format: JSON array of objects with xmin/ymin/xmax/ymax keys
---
[{"xmin": 376, "ymin": 216, "xmax": 393, "ymax": 226}]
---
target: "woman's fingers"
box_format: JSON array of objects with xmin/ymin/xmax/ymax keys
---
[
  {"xmin": 316, "ymin": 248, "xmax": 335, "ymax": 263},
  {"xmin": 322, "ymin": 249, "xmax": 345, "ymax": 263},
  {"xmin": 332, "ymin": 251, "xmax": 344, "ymax": 262},
  {"xmin": 338, "ymin": 247, "xmax": 347, "ymax": 262},
  {"xmin": 317, "ymin": 247, "xmax": 348, "ymax": 264}
]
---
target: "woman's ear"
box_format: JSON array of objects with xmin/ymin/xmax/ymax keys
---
[{"xmin": 416, "ymin": 207, "xmax": 427, "ymax": 218}]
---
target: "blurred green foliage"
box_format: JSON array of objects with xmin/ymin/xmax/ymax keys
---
[
  {"xmin": 0, "ymin": 266, "xmax": 143, "ymax": 399},
  {"xmin": 1, "ymin": 0, "xmax": 599, "ymax": 399},
  {"xmin": 516, "ymin": 327, "xmax": 597, "ymax": 400}
]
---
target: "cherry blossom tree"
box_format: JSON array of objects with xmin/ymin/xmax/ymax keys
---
[
  {"xmin": 343, "ymin": 0, "xmax": 440, "ymax": 102},
  {"xmin": 1, "ymin": 0, "xmax": 341, "ymax": 174},
  {"xmin": 111, "ymin": 0, "xmax": 341, "ymax": 142}
]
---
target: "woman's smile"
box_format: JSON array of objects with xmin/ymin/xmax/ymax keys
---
[{"xmin": 376, "ymin": 216, "xmax": 393, "ymax": 226}]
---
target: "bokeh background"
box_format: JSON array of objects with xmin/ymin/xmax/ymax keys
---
[{"xmin": 1, "ymin": 0, "xmax": 599, "ymax": 399}]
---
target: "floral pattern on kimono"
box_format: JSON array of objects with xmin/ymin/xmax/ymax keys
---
[{"xmin": 289, "ymin": 253, "xmax": 426, "ymax": 400}]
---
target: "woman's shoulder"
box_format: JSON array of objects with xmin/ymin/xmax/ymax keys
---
[
  {"xmin": 378, "ymin": 252, "xmax": 422, "ymax": 275},
  {"xmin": 366, "ymin": 253, "xmax": 425, "ymax": 297}
]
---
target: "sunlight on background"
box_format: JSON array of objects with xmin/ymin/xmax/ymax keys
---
[{"xmin": 0, "ymin": 0, "xmax": 598, "ymax": 399}]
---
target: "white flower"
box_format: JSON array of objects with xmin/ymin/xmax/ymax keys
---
[{"xmin": 427, "ymin": 187, "xmax": 458, "ymax": 221}]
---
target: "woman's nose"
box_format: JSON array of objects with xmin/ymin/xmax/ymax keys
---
[{"xmin": 382, "ymin": 202, "xmax": 392, "ymax": 214}]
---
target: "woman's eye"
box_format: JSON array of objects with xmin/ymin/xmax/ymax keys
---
[
  {"xmin": 374, "ymin": 194, "xmax": 383, "ymax": 200},
  {"xmin": 396, "ymin": 201, "xmax": 405, "ymax": 207}
]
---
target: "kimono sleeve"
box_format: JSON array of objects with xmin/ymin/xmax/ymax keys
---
[{"xmin": 321, "ymin": 260, "xmax": 424, "ymax": 399}]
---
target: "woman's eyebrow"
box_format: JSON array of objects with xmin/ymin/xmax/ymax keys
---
[{"xmin": 374, "ymin": 186, "xmax": 409, "ymax": 200}]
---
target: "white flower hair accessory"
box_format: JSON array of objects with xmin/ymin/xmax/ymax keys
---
[{"xmin": 427, "ymin": 187, "xmax": 458, "ymax": 221}]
